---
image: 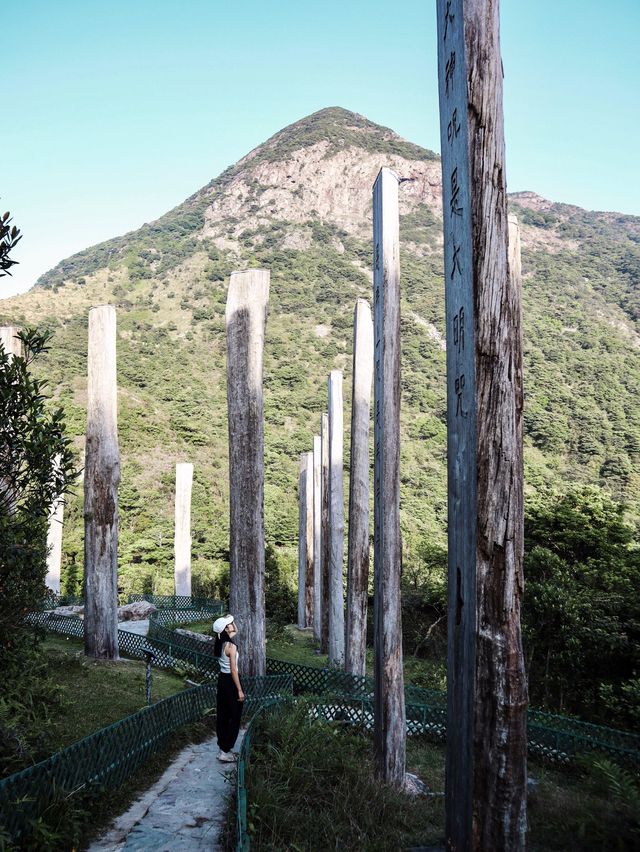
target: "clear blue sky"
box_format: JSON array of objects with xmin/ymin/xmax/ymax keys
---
[{"xmin": 3, "ymin": 0, "xmax": 639, "ymax": 297}]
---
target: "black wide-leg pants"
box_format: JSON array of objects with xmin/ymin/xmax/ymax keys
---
[{"xmin": 216, "ymin": 672, "xmax": 243, "ymax": 752}]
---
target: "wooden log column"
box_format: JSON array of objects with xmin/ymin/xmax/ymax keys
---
[
  {"xmin": 346, "ymin": 299, "xmax": 374, "ymax": 677},
  {"xmin": 437, "ymin": 2, "xmax": 528, "ymax": 849},
  {"xmin": 225, "ymin": 269, "xmax": 269, "ymax": 677},
  {"xmin": 0, "ymin": 326, "xmax": 23, "ymax": 358},
  {"xmin": 174, "ymin": 462, "xmax": 193, "ymax": 597},
  {"xmin": 312, "ymin": 434, "xmax": 322, "ymax": 642},
  {"xmin": 303, "ymin": 450, "xmax": 314, "ymax": 626},
  {"xmin": 372, "ymin": 168, "xmax": 406, "ymax": 787},
  {"xmin": 320, "ymin": 412, "xmax": 330, "ymax": 654},
  {"xmin": 45, "ymin": 456, "xmax": 64, "ymax": 595},
  {"xmin": 328, "ymin": 370, "xmax": 345, "ymax": 668},
  {"xmin": 297, "ymin": 453, "xmax": 307, "ymax": 628},
  {"xmin": 84, "ymin": 305, "xmax": 120, "ymax": 660}
]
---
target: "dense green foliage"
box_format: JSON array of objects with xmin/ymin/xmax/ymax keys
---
[
  {"xmin": 0, "ymin": 330, "xmax": 77, "ymax": 775},
  {"xmin": 0, "ymin": 210, "xmax": 22, "ymax": 277},
  {"xmin": 523, "ymin": 487, "xmax": 640, "ymax": 727}
]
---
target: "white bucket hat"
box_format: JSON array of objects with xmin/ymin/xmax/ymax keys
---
[{"xmin": 213, "ymin": 614, "xmax": 235, "ymax": 635}]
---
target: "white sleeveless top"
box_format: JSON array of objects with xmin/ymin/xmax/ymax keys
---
[{"xmin": 218, "ymin": 641, "xmax": 238, "ymax": 674}]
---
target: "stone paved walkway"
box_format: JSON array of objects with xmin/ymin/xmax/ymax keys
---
[{"xmin": 89, "ymin": 733, "xmax": 241, "ymax": 851}]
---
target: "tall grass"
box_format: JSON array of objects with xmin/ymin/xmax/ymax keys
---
[{"xmin": 244, "ymin": 701, "xmax": 443, "ymax": 851}]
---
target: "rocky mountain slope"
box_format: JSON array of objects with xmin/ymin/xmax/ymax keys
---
[{"xmin": 2, "ymin": 107, "xmax": 639, "ymax": 597}]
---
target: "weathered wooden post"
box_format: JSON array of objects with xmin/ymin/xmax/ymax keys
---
[
  {"xmin": 174, "ymin": 462, "xmax": 193, "ymax": 597},
  {"xmin": 0, "ymin": 326, "xmax": 23, "ymax": 358},
  {"xmin": 304, "ymin": 450, "xmax": 314, "ymax": 626},
  {"xmin": 45, "ymin": 457, "xmax": 64, "ymax": 595},
  {"xmin": 320, "ymin": 412, "xmax": 330, "ymax": 654},
  {"xmin": 226, "ymin": 269, "xmax": 269, "ymax": 677},
  {"xmin": 312, "ymin": 434, "xmax": 322, "ymax": 642},
  {"xmin": 84, "ymin": 305, "xmax": 120, "ymax": 659},
  {"xmin": 297, "ymin": 453, "xmax": 307, "ymax": 628},
  {"xmin": 436, "ymin": 1, "xmax": 528, "ymax": 848},
  {"xmin": 328, "ymin": 370, "xmax": 345, "ymax": 668},
  {"xmin": 372, "ymin": 168, "xmax": 406, "ymax": 786},
  {"xmin": 346, "ymin": 299, "xmax": 374, "ymax": 677}
]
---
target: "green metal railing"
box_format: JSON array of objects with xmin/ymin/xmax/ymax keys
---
[
  {"xmin": 131, "ymin": 594, "xmax": 225, "ymax": 626},
  {"xmin": 27, "ymin": 605, "xmax": 640, "ymax": 767},
  {"xmin": 128, "ymin": 593, "xmax": 224, "ymax": 611}
]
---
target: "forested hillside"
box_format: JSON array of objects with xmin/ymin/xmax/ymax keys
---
[{"xmin": 2, "ymin": 106, "xmax": 639, "ymax": 610}]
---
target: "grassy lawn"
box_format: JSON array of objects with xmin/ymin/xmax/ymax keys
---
[{"xmin": 40, "ymin": 634, "xmax": 187, "ymax": 748}]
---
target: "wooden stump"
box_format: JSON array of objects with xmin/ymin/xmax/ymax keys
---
[
  {"xmin": 328, "ymin": 370, "xmax": 345, "ymax": 668},
  {"xmin": 84, "ymin": 305, "xmax": 120, "ymax": 660},
  {"xmin": 372, "ymin": 168, "xmax": 406, "ymax": 787},
  {"xmin": 174, "ymin": 462, "xmax": 193, "ymax": 597},
  {"xmin": 346, "ymin": 299, "xmax": 374, "ymax": 677},
  {"xmin": 225, "ymin": 269, "xmax": 269, "ymax": 677}
]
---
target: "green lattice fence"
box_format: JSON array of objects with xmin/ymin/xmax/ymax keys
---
[
  {"xmin": 264, "ymin": 656, "xmax": 639, "ymax": 766},
  {"xmin": 128, "ymin": 594, "xmax": 223, "ymax": 627},
  {"xmin": 25, "ymin": 609, "xmax": 85, "ymax": 638},
  {"xmin": 26, "ymin": 613, "xmax": 640, "ymax": 768},
  {"xmin": 149, "ymin": 619, "xmax": 216, "ymax": 655},
  {"xmin": 129, "ymin": 594, "xmax": 224, "ymax": 612},
  {"xmin": 150, "ymin": 607, "xmax": 219, "ymax": 626},
  {"xmin": 31, "ymin": 600, "xmax": 640, "ymax": 766},
  {"xmin": 0, "ymin": 673, "xmax": 292, "ymax": 845},
  {"xmin": 37, "ymin": 592, "xmax": 84, "ymax": 610},
  {"xmin": 145, "ymin": 634, "xmax": 220, "ymax": 678}
]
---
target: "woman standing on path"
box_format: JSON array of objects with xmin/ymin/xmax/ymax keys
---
[{"xmin": 213, "ymin": 614, "xmax": 245, "ymax": 761}]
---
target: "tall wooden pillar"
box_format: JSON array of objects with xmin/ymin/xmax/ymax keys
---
[
  {"xmin": 312, "ymin": 435, "xmax": 322, "ymax": 641},
  {"xmin": 84, "ymin": 305, "xmax": 120, "ymax": 659},
  {"xmin": 320, "ymin": 412, "xmax": 330, "ymax": 654},
  {"xmin": 0, "ymin": 326, "xmax": 23, "ymax": 358},
  {"xmin": 373, "ymin": 168, "xmax": 406, "ymax": 786},
  {"xmin": 346, "ymin": 299, "xmax": 374, "ymax": 677},
  {"xmin": 174, "ymin": 462, "xmax": 193, "ymax": 597},
  {"xmin": 226, "ymin": 269, "xmax": 269, "ymax": 677},
  {"xmin": 304, "ymin": 450, "xmax": 314, "ymax": 626},
  {"xmin": 45, "ymin": 457, "xmax": 64, "ymax": 595},
  {"xmin": 328, "ymin": 370, "xmax": 345, "ymax": 668},
  {"xmin": 297, "ymin": 453, "xmax": 307, "ymax": 628},
  {"xmin": 437, "ymin": 2, "xmax": 527, "ymax": 849}
]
